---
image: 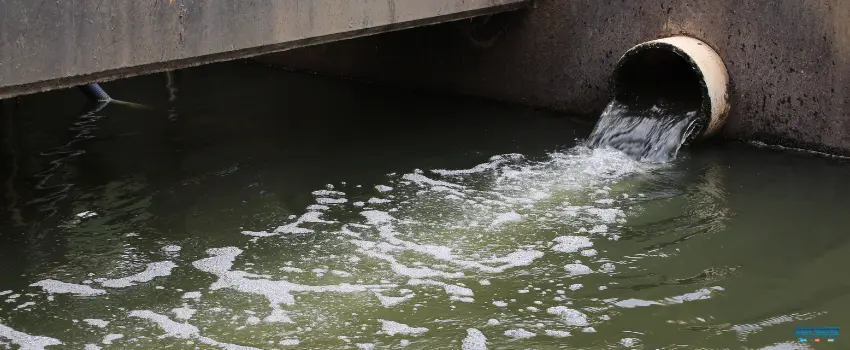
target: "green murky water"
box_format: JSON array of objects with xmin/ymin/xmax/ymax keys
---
[{"xmin": 0, "ymin": 62, "xmax": 848, "ymax": 349}]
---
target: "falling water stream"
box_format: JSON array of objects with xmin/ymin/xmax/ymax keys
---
[
  {"xmin": 586, "ymin": 99, "xmax": 699, "ymax": 163},
  {"xmin": 0, "ymin": 62, "xmax": 848, "ymax": 349}
]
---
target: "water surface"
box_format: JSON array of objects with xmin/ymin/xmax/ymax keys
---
[{"xmin": 0, "ymin": 62, "xmax": 848, "ymax": 349}]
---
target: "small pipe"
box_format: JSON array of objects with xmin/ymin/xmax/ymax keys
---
[{"xmin": 78, "ymin": 83, "xmax": 111, "ymax": 102}]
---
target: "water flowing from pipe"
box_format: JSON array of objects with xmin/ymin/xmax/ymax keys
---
[{"xmin": 586, "ymin": 99, "xmax": 700, "ymax": 163}]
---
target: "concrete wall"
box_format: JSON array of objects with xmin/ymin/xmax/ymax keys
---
[
  {"xmin": 260, "ymin": 0, "xmax": 850, "ymax": 155},
  {"xmin": 0, "ymin": 0, "xmax": 526, "ymax": 99}
]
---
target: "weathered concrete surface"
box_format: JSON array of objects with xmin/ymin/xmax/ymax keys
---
[
  {"xmin": 261, "ymin": 0, "xmax": 850, "ymax": 155},
  {"xmin": 0, "ymin": 0, "xmax": 527, "ymax": 99}
]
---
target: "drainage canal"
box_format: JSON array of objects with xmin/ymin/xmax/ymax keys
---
[{"xmin": 1, "ymin": 38, "xmax": 847, "ymax": 350}]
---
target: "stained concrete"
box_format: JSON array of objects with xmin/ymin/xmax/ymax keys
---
[
  {"xmin": 0, "ymin": 0, "xmax": 527, "ymax": 99},
  {"xmin": 261, "ymin": 0, "xmax": 850, "ymax": 155}
]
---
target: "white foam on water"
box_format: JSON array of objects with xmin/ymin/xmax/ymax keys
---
[
  {"xmin": 614, "ymin": 299, "xmax": 663, "ymax": 308},
  {"xmin": 450, "ymin": 296, "xmax": 475, "ymax": 303},
  {"xmin": 316, "ymin": 197, "xmax": 347, "ymax": 205},
  {"xmin": 462, "ymin": 328, "xmax": 487, "ymax": 350},
  {"xmin": 356, "ymin": 343, "xmax": 375, "ymax": 350},
  {"xmin": 552, "ymin": 236, "xmax": 593, "ymax": 253},
  {"xmin": 354, "ymin": 245, "xmax": 464, "ymax": 279},
  {"xmin": 547, "ymin": 306, "xmax": 590, "ymax": 326},
  {"xmin": 101, "ymin": 334, "xmax": 123, "ymax": 345},
  {"xmin": 30, "ymin": 280, "xmax": 106, "ymax": 296},
  {"xmin": 182, "ymin": 291, "xmax": 202, "ymax": 299},
  {"xmin": 486, "ymin": 319, "xmax": 500, "ymax": 326},
  {"xmin": 663, "ymin": 286, "xmax": 723, "ymax": 304},
  {"xmin": 504, "ymin": 329, "xmax": 535, "ymax": 339},
  {"xmin": 162, "ymin": 245, "xmax": 181, "ymax": 253},
  {"xmin": 130, "ymin": 310, "xmax": 261, "ymax": 349},
  {"xmin": 492, "ymin": 301, "xmax": 508, "ymax": 307},
  {"xmin": 491, "ymin": 211, "xmax": 522, "ymax": 227},
  {"xmin": 119, "ymin": 146, "xmax": 652, "ymax": 345},
  {"xmin": 432, "ymin": 155, "xmax": 522, "ymax": 176},
  {"xmin": 172, "ymin": 305, "xmax": 196, "ymax": 320},
  {"xmin": 242, "ymin": 230, "xmax": 278, "ymax": 238},
  {"xmin": 378, "ymin": 320, "xmax": 428, "ymax": 336},
  {"xmin": 76, "ymin": 211, "xmax": 98, "ymax": 218},
  {"xmin": 84, "ymin": 344, "xmax": 102, "ymax": 350},
  {"xmin": 614, "ymin": 287, "xmax": 726, "ymax": 311},
  {"xmin": 374, "ymin": 292, "xmax": 414, "ymax": 307},
  {"xmin": 256, "ymin": 211, "xmax": 337, "ymax": 236},
  {"xmin": 0, "ymin": 291, "xmax": 12, "ymax": 296},
  {"xmin": 0, "ymin": 323, "xmax": 62, "ymax": 349},
  {"xmin": 83, "ymin": 319, "xmax": 109, "ymax": 328},
  {"xmin": 279, "ymin": 339, "xmax": 300, "ymax": 346},
  {"xmin": 569, "ymin": 284, "xmax": 583, "ymax": 291},
  {"xmin": 544, "ymin": 330, "xmax": 571, "ymax": 338},
  {"xmin": 402, "ymin": 173, "xmax": 464, "ymax": 189},
  {"xmin": 192, "ymin": 247, "xmax": 395, "ymax": 321},
  {"xmin": 263, "ymin": 309, "xmax": 293, "ymax": 324},
  {"xmin": 100, "ymin": 261, "xmax": 177, "ymax": 288},
  {"xmin": 580, "ymin": 249, "xmax": 598, "ymax": 257},
  {"xmin": 620, "ymin": 337, "xmax": 640, "ymax": 347},
  {"xmin": 407, "ymin": 279, "xmax": 473, "ymax": 297},
  {"xmin": 564, "ymin": 264, "xmax": 593, "ymax": 276},
  {"xmin": 312, "ymin": 190, "xmax": 346, "ymax": 197},
  {"xmin": 280, "ymin": 266, "xmax": 305, "ymax": 273},
  {"xmin": 14, "ymin": 302, "xmax": 35, "ymax": 310},
  {"xmin": 367, "ymin": 197, "xmax": 392, "ymax": 204}
]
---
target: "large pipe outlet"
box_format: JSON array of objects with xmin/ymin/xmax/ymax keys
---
[{"xmin": 610, "ymin": 36, "xmax": 730, "ymax": 139}]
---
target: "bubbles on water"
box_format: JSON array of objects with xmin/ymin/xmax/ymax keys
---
[
  {"xmin": 8, "ymin": 143, "xmax": 702, "ymax": 347},
  {"xmin": 504, "ymin": 328, "xmax": 536, "ymax": 339},
  {"xmin": 462, "ymin": 328, "xmax": 487, "ymax": 350}
]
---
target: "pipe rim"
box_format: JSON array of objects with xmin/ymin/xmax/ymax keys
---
[{"xmin": 610, "ymin": 36, "xmax": 730, "ymax": 140}]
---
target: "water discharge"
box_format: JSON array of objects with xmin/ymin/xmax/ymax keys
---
[{"xmin": 587, "ymin": 99, "xmax": 700, "ymax": 163}]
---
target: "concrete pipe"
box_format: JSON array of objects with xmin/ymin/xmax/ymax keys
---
[{"xmin": 610, "ymin": 36, "xmax": 730, "ymax": 139}]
